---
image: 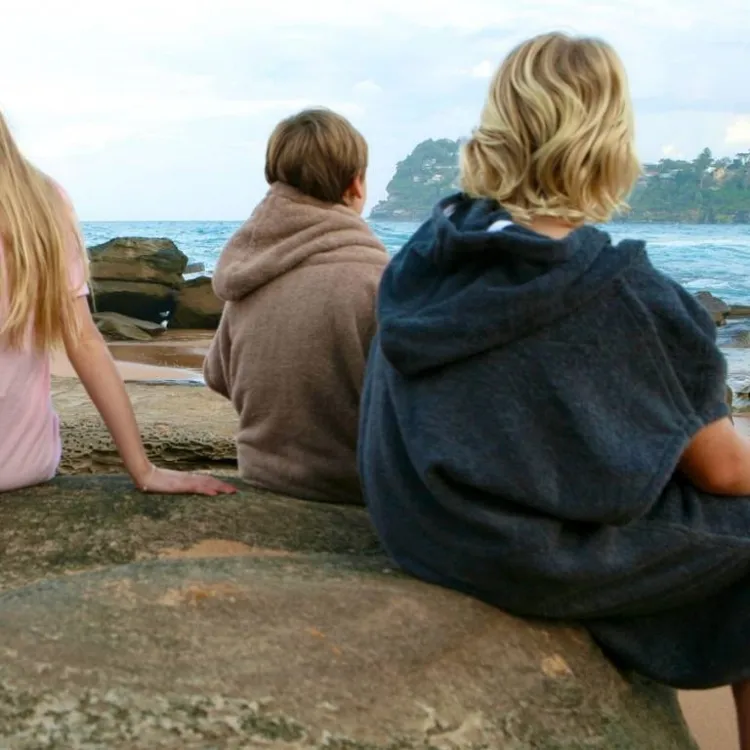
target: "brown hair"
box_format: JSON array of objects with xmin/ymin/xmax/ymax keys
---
[
  {"xmin": 265, "ymin": 108, "xmax": 368, "ymax": 204},
  {"xmin": 460, "ymin": 32, "xmax": 641, "ymax": 224}
]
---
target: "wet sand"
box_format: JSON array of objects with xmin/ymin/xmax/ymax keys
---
[
  {"xmin": 680, "ymin": 689, "xmax": 737, "ymax": 750},
  {"xmin": 50, "ymin": 332, "xmax": 749, "ymax": 750},
  {"xmin": 678, "ymin": 414, "xmax": 749, "ymax": 750},
  {"xmin": 51, "ymin": 329, "xmax": 212, "ymax": 383}
]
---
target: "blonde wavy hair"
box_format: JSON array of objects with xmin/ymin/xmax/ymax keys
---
[
  {"xmin": 461, "ymin": 32, "xmax": 641, "ymax": 225},
  {"xmin": 0, "ymin": 112, "xmax": 88, "ymax": 351}
]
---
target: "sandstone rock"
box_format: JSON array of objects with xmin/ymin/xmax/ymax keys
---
[
  {"xmin": 88, "ymin": 238, "xmax": 188, "ymax": 323},
  {"xmin": 729, "ymin": 304, "xmax": 750, "ymax": 318},
  {"xmin": 53, "ymin": 377, "xmax": 237, "ymax": 474},
  {"xmin": 184, "ymin": 261, "xmax": 206, "ymax": 274},
  {"xmin": 89, "ymin": 237, "xmax": 188, "ymax": 288},
  {"xmin": 0, "ymin": 475, "xmax": 696, "ymax": 750},
  {"xmin": 170, "ymin": 275, "xmax": 224, "ymax": 329},
  {"xmin": 695, "ymin": 291, "xmax": 730, "ymax": 325},
  {"xmin": 0, "ymin": 475, "xmax": 379, "ymax": 592},
  {"xmin": 91, "ymin": 279, "xmax": 178, "ymax": 324},
  {"xmin": 93, "ymin": 312, "xmax": 164, "ymax": 342}
]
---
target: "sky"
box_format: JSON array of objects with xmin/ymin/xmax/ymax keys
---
[{"xmin": 1, "ymin": 0, "xmax": 748, "ymax": 220}]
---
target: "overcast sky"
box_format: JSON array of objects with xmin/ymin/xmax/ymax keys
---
[{"xmin": 1, "ymin": 0, "xmax": 747, "ymax": 220}]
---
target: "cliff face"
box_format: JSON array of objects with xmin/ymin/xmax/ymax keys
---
[{"xmin": 369, "ymin": 139, "xmax": 461, "ymax": 222}]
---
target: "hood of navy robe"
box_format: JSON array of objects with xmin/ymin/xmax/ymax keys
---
[{"xmin": 358, "ymin": 193, "xmax": 730, "ymax": 619}]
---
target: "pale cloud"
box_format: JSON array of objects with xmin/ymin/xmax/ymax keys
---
[
  {"xmin": 469, "ymin": 61, "xmax": 494, "ymax": 79},
  {"xmin": 725, "ymin": 117, "xmax": 750, "ymax": 148},
  {"xmin": 27, "ymin": 123, "xmax": 145, "ymax": 160},
  {"xmin": 353, "ymin": 80, "xmax": 384, "ymax": 97},
  {"xmin": 661, "ymin": 145, "xmax": 683, "ymax": 159}
]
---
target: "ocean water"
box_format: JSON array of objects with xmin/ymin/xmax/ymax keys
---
[{"xmin": 81, "ymin": 220, "xmax": 750, "ymax": 400}]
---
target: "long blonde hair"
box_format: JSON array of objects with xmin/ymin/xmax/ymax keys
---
[
  {"xmin": 0, "ymin": 112, "xmax": 88, "ymax": 351},
  {"xmin": 461, "ymin": 32, "xmax": 641, "ymax": 225}
]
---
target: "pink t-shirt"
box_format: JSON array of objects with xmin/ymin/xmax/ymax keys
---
[{"xmin": 0, "ymin": 187, "xmax": 89, "ymax": 492}]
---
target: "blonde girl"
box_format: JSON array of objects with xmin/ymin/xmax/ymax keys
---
[
  {"xmin": 358, "ymin": 33, "xmax": 750, "ymax": 747},
  {"xmin": 0, "ymin": 113, "xmax": 235, "ymax": 497}
]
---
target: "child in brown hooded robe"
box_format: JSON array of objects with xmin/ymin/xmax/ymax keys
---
[{"xmin": 204, "ymin": 108, "xmax": 388, "ymax": 504}]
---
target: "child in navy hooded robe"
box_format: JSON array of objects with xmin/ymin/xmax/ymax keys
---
[{"xmin": 358, "ymin": 32, "xmax": 750, "ymax": 745}]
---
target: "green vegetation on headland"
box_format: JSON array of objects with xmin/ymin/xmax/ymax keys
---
[
  {"xmin": 370, "ymin": 141, "xmax": 750, "ymax": 224},
  {"xmin": 622, "ymin": 149, "xmax": 750, "ymax": 223},
  {"xmin": 369, "ymin": 139, "xmax": 460, "ymax": 221}
]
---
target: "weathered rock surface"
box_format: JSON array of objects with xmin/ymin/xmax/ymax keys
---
[
  {"xmin": 719, "ymin": 317, "xmax": 750, "ymax": 348},
  {"xmin": 53, "ymin": 377, "xmax": 237, "ymax": 474},
  {"xmin": 89, "ymin": 238, "xmax": 188, "ymax": 323},
  {"xmin": 94, "ymin": 311, "xmax": 164, "ymax": 342},
  {"xmin": 170, "ymin": 275, "xmax": 224, "ymax": 330},
  {"xmin": 89, "ymin": 237, "xmax": 188, "ymax": 288},
  {"xmin": 695, "ymin": 290, "xmax": 730, "ymax": 325},
  {"xmin": 0, "ymin": 476, "xmax": 696, "ymax": 750},
  {"xmin": 729, "ymin": 304, "xmax": 750, "ymax": 318},
  {"xmin": 0, "ymin": 475, "xmax": 379, "ymax": 592}
]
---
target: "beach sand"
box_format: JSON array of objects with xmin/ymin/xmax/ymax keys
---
[
  {"xmin": 50, "ymin": 329, "xmax": 211, "ymax": 383},
  {"xmin": 677, "ymin": 408, "xmax": 749, "ymax": 750},
  {"xmin": 49, "ymin": 331, "xmax": 749, "ymax": 750},
  {"xmin": 680, "ymin": 688, "xmax": 737, "ymax": 750}
]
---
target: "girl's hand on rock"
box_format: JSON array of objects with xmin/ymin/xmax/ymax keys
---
[{"xmin": 136, "ymin": 465, "xmax": 237, "ymax": 496}]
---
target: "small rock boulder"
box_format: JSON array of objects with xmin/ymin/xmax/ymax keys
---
[
  {"xmin": 93, "ymin": 312, "xmax": 164, "ymax": 342},
  {"xmin": 88, "ymin": 238, "xmax": 187, "ymax": 323},
  {"xmin": 695, "ymin": 291, "xmax": 730, "ymax": 326},
  {"xmin": 89, "ymin": 237, "xmax": 188, "ymax": 288},
  {"xmin": 717, "ymin": 318, "xmax": 750, "ymax": 349},
  {"xmin": 170, "ymin": 276, "xmax": 224, "ymax": 329}
]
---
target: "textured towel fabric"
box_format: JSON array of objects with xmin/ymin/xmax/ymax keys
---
[
  {"xmin": 358, "ymin": 193, "xmax": 748, "ymax": 689},
  {"xmin": 205, "ymin": 182, "xmax": 387, "ymax": 505}
]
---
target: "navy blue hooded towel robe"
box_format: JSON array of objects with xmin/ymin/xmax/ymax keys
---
[{"xmin": 358, "ymin": 193, "xmax": 750, "ymax": 690}]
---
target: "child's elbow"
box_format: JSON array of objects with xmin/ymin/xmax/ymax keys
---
[
  {"xmin": 693, "ymin": 454, "xmax": 745, "ymax": 495},
  {"xmin": 679, "ymin": 419, "xmax": 750, "ymax": 496}
]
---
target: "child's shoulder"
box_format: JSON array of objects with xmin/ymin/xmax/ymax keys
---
[{"xmin": 612, "ymin": 240, "xmax": 717, "ymax": 343}]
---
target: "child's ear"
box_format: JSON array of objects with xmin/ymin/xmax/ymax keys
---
[{"xmin": 347, "ymin": 174, "xmax": 365, "ymax": 201}]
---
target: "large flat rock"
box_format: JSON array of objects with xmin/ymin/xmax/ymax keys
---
[
  {"xmin": 0, "ymin": 475, "xmax": 380, "ymax": 592},
  {"xmin": 0, "ymin": 554, "xmax": 695, "ymax": 750},
  {"xmin": 0, "ymin": 476, "xmax": 698, "ymax": 749},
  {"xmin": 53, "ymin": 378, "xmax": 237, "ymax": 473}
]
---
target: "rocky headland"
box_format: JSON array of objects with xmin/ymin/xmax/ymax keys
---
[{"xmin": 369, "ymin": 143, "xmax": 750, "ymax": 224}]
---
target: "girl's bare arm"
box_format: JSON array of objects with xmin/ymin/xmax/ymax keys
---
[{"xmin": 63, "ymin": 297, "xmax": 235, "ymax": 496}]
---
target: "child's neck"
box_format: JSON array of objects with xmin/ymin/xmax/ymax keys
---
[{"xmin": 525, "ymin": 216, "xmax": 582, "ymax": 240}]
